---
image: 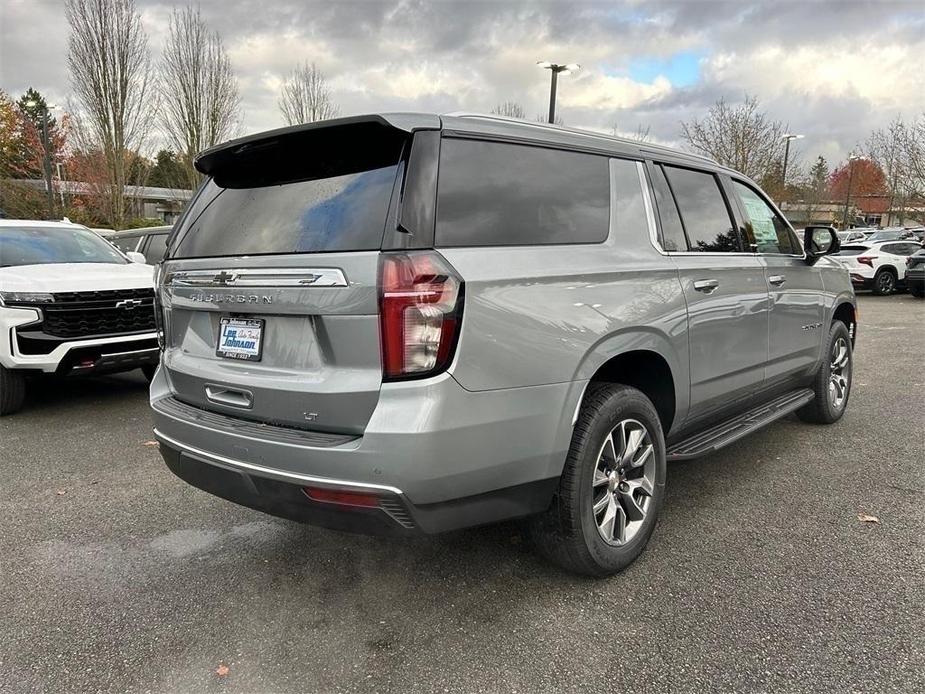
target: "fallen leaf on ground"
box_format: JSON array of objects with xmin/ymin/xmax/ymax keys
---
[
  {"xmin": 142, "ymin": 441, "xmax": 159, "ymax": 447},
  {"xmin": 215, "ymin": 664, "xmax": 230, "ymax": 677},
  {"xmin": 56, "ymin": 489, "xmax": 67, "ymax": 496},
  {"xmin": 857, "ymin": 513, "xmax": 879, "ymax": 523}
]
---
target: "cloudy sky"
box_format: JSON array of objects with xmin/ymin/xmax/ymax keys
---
[{"xmin": 2, "ymin": 0, "xmax": 924, "ymax": 171}]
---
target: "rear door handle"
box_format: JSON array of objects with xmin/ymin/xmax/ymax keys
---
[
  {"xmin": 205, "ymin": 384, "xmax": 254, "ymax": 409},
  {"xmin": 768, "ymin": 275, "xmax": 787, "ymax": 286},
  {"xmin": 693, "ymin": 279, "xmax": 719, "ymax": 293}
]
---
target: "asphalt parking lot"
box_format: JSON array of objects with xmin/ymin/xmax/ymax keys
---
[{"xmin": 1, "ymin": 293, "xmax": 922, "ymax": 694}]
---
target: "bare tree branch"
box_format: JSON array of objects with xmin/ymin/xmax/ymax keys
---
[
  {"xmin": 278, "ymin": 62, "xmax": 339, "ymax": 126},
  {"xmin": 611, "ymin": 122, "xmax": 651, "ymax": 143},
  {"xmin": 490, "ymin": 101, "xmax": 526, "ymax": 119},
  {"xmin": 680, "ymin": 95, "xmax": 786, "ymax": 181},
  {"xmin": 160, "ymin": 6, "xmax": 241, "ymax": 190},
  {"xmin": 66, "ymin": 0, "xmax": 154, "ymax": 227}
]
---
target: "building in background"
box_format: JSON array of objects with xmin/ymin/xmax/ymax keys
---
[{"xmin": 9, "ymin": 179, "xmax": 192, "ymax": 224}]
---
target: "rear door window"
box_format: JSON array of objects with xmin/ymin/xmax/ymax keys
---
[
  {"xmin": 731, "ymin": 180, "xmax": 799, "ymax": 254},
  {"xmin": 436, "ymin": 139, "xmax": 610, "ymax": 247},
  {"xmin": 663, "ymin": 166, "xmax": 739, "ymax": 252}
]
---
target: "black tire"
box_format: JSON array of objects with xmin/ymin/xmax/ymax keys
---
[
  {"xmin": 872, "ymin": 268, "xmax": 897, "ymax": 295},
  {"xmin": 0, "ymin": 364, "xmax": 26, "ymax": 416},
  {"xmin": 529, "ymin": 384, "xmax": 666, "ymax": 577},
  {"xmin": 141, "ymin": 364, "xmax": 157, "ymax": 382},
  {"xmin": 910, "ymin": 285, "xmax": 925, "ymax": 298},
  {"xmin": 796, "ymin": 321, "xmax": 853, "ymax": 425}
]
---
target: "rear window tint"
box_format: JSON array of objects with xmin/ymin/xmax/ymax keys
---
[
  {"xmin": 172, "ymin": 165, "xmax": 399, "ymax": 258},
  {"xmin": 436, "ymin": 139, "xmax": 609, "ymax": 247},
  {"xmin": 837, "ymin": 246, "xmax": 870, "ymax": 256}
]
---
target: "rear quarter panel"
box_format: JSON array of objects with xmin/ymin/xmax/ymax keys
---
[{"xmin": 439, "ymin": 233, "xmax": 690, "ymax": 426}]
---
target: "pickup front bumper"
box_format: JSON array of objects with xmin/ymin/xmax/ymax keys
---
[{"xmin": 1, "ymin": 303, "xmax": 158, "ymax": 373}]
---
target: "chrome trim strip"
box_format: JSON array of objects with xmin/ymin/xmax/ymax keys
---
[
  {"xmin": 153, "ymin": 428, "xmax": 403, "ymax": 495},
  {"xmin": 635, "ymin": 161, "xmax": 666, "ymax": 256},
  {"xmin": 166, "ymin": 268, "xmax": 348, "ymax": 288}
]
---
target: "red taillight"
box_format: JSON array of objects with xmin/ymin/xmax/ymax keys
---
[
  {"xmin": 856, "ymin": 256, "xmax": 874, "ymax": 267},
  {"xmin": 379, "ymin": 251, "xmax": 463, "ymax": 380},
  {"xmin": 303, "ymin": 487, "xmax": 380, "ymax": 508}
]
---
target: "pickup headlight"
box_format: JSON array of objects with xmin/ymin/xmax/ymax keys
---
[{"xmin": 0, "ymin": 292, "xmax": 55, "ymax": 304}]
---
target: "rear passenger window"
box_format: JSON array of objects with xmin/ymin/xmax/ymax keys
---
[
  {"xmin": 732, "ymin": 180, "xmax": 798, "ymax": 254},
  {"xmin": 649, "ymin": 165, "xmax": 687, "ymax": 252},
  {"xmin": 436, "ymin": 139, "xmax": 609, "ymax": 247},
  {"xmin": 664, "ymin": 166, "xmax": 739, "ymax": 252}
]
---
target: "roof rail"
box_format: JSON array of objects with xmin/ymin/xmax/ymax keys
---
[{"xmin": 444, "ymin": 111, "xmax": 717, "ymax": 166}]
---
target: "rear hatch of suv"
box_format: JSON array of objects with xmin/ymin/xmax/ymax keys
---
[{"xmin": 158, "ymin": 117, "xmax": 432, "ymax": 435}]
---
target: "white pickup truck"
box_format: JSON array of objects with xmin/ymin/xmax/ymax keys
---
[{"xmin": 0, "ymin": 220, "xmax": 158, "ymax": 415}]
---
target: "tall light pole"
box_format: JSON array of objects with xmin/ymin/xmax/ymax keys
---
[
  {"xmin": 780, "ymin": 133, "xmax": 804, "ymax": 190},
  {"xmin": 25, "ymin": 99, "xmax": 56, "ymax": 217},
  {"xmin": 536, "ymin": 61, "xmax": 580, "ymax": 124},
  {"xmin": 842, "ymin": 154, "xmax": 861, "ymax": 229}
]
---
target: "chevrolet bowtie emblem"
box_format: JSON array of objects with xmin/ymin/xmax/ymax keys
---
[{"xmin": 212, "ymin": 270, "xmax": 238, "ymax": 285}]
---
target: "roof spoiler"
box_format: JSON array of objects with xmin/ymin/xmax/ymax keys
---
[{"xmin": 195, "ymin": 113, "xmax": 440, "ymax": 177}]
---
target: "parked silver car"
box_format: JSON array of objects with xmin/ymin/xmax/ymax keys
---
[{"xmin": 149, "ymin": 113, "xmax": 856, "ymax": 576}]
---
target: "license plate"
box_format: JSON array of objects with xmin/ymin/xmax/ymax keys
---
[{"xmin": 216, "ymin": 317, "xmax": 264, "ymax": 362}]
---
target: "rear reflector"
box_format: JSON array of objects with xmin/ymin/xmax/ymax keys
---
[
  {"xmin": 303, "ymin": 487, "xmax": 380, "ymax": 508},
  {"xmin": 379, "ymin": 251, "xmax": 463, "ymax": 380}
]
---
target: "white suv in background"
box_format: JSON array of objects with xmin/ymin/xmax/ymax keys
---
[
  {"xmin": 0, "ymin": 220, "xmax": 159, "ymax": 415},
  {"xmin": 833, "ymin": 239, "xmax": 924, "ymax": 295}
]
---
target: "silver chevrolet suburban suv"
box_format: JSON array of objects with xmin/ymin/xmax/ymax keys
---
[{"xmin": 150, "ymin": 113, "xmax": 856, "ymax": 576}]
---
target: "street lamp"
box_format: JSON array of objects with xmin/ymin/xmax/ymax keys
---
[
  {"xmin": 537, "ymin": 61, "xmax": 580, "ymax": 124},
  {"xmin": 780, "ymin": 133, "xmax": 804, "ymax": 189},
  {"xmin": 842, "ymin": 154, "xmax": 861, "ymax": 229},
  {"xmin": 25, "ymin": 99, "xmax": 57, "ymax": 217}
]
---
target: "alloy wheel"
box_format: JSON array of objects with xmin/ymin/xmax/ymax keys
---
[
  {"xmin": 877, "ymin": 272, "xmax": 895, "ymax": 293},
  {"xmin": 829, "ymin": 336, "xmax": 851, "ymax": 410},
  {"xmin": 591, "ymin": 418, "xmax": 656, "ymax": 545}
]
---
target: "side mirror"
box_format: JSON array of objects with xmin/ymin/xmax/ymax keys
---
[
  {"xmin": 803, "ymin": 225, "xmax": 840, "ymax": 265},
  {"xmin": 126, "ymin": 251, "xmax": 148, "ymax": 264}
]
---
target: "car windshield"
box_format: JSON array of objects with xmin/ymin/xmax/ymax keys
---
[
  {"xmin": 0, "ymin": 226, "xmax": 128, "ymax": 267},
  {"xmin": 866, "ymin": 232, "xmax": 900, "ymax": 242}
]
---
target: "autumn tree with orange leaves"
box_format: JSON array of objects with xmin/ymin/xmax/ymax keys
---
[{"xmin": 828, "ymin": 158, "xmax": 887, "ymax": 200}]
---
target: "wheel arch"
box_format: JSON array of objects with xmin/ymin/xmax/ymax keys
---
[
  {"xmin": 574, "ymin": 330, "xmax": 686, "ymax": 436},
  {"xmin": 832, "ymin": 299, "xmax": 857, "ymax": 345}
]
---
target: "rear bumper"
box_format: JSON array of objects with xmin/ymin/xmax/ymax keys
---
[
  {"xmin": 150, "ymin": 366, "xmax": 582, "ymax": 534},
  {"xmin": 155, "ymin": 430, "xmax": 558, "ymax": 535},
  {"xmin": 904, "ymin": 268, "xmax": 925, "ymax": 287}
]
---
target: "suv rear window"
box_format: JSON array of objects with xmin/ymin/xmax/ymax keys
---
[
  {"xmin": 171, "ymin": 122, "xmax": 406, "ymax": 259},
  {"xmin": 436, "ymin": 139, "xmax": 609, "ymax": 247},
  {"xmin": 172, "ymin": 166, "xmax": 399, "ymax": 258},
  {"xmin": 837, "ymin": 245, "xmax": 870, "ymax": 256}
]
